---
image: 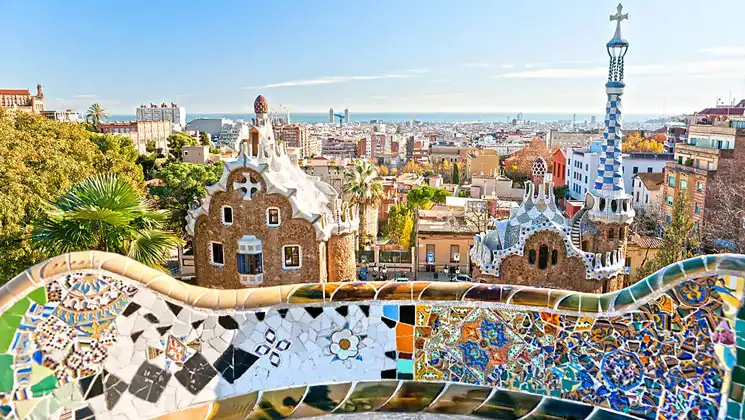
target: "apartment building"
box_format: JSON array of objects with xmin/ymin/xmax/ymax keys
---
[
  {"xmin": 136, "ymin": 102, "xmax": 186, "ymax": 127},
  {"xmin": 661, "ymin": 120, "xmax": 745, "ymax": 233},
  {"xmin": 274, "ymin": 124, "xmax": 321, "ymax": 157},
  {"xmin": 322, "ymin": 137, "xmax": 358, "ymax": 159},
  {"xmin": 99, "ymin": 120, "xmax": 172, "ymax": 154}
]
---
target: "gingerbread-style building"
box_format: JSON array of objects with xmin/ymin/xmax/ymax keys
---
[
  {"xmin": 471, "ymin": 6, "xmax": 635, "ymax": 293},
  {"xmin": 186, "ymin": 95, "xmax": 359, "ymax": 288}
]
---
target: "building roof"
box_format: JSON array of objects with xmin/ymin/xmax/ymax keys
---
[
  {"xmin": 0, "ymin": 89, "xmax": 31, "ymax": 95},
  {"xmin": 634, "ymin": 172, "xmax": 664, "ymax": 191},
  {"xmin": 698, "ymin": 101, "xmax": 745, "ymax": 116},
  {"xmin": 628, "ymin": 234, "xmax": 663, "ymax": 249}
]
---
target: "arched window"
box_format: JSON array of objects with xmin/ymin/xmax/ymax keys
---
[
  {"xmin": 599, "ymin": 198, "xmax": 606, "ymax": 211},
  {"xmin": 608, "ymin": 229, "xmax": 615, "ymax": 240},
  {"xmin": 622, "ymin": 200, "xmax": 628, "ymax": 212},
  {"xmin": 250, "ymin": 127, "xmax": 260, "ymax": 156},
  {"xmin": 611, "ymin": 200, "xmax": 618, "ymax": 212},
  {"xmin": 221, "ymin": 206, "xmax": 233, "ymax": 226},
  {"xmin": 619, "ymin": 227, "xmax": 625, "ymax": 240},
  {"xmin": 538, "ymin": 245, "xmax": 549, "ymax": 269},
  {"xmin": 551, "ymin": 250, "xmax": 558, "ymax": 265},
  {"xmin": 528, "ymin": 249, "xmax": 536, "ymax": 264}
]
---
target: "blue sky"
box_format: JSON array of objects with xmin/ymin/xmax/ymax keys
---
[{"xmin": 3, "ymin": 0, "xmax": 745, "ymax": 115}]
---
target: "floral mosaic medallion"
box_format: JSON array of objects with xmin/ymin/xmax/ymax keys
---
[
  {"xmin": 325, "ymin": 323, "xmax": 369, "ymax": 367},
  {"xmin": 601, "ymin": 350, "xmax": 643, "ymax": 391}
]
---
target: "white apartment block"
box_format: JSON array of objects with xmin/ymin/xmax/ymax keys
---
[{"xmin": 136, "ymin": 103, "xmax": 186, "ymax": 127}]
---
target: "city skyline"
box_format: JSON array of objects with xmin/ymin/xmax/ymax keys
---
[{"xmin": 3, "ymin": 0, "xmax": 745, "ymax": 115}]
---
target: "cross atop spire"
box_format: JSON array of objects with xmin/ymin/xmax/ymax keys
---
[{"xmin": 610, "ymin": 4, "xmax": 628, "ymax": 25}]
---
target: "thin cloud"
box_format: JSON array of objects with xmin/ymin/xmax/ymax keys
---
[
  {"xmin": 176, "ymin": 93, "xmax": 194, "ymax": 97},
  {"xmin": 464, "ymin": 62, "xmax": 490, "ymax": 68},
  {"xmin": 422, "ymin": 93, "xmax": 464, "ymax": 99},
  {"xmin": 405, "ymin": 68, "xmax": 429, "ymax": 73},
  {"xmin": 501, "ymin": 64, "xmax": 515, "ymax": 69},
  {"xmin": 243, "ymin": 74, "xmax": 410, "ymax": 89},
  {"xmin": 494, "ymin": 58, "xmax": 745, "ymax": 79},
  {"xmin": 71, "ymin": 94, "xmax": 99, "ymax": 99},
  {"xmin": 370, "ymin": 95, "xmax": 388, "ymax": 100},
  {"xmin": 696, "ymin": 46, "xmax": 745, "ymax": 56}
]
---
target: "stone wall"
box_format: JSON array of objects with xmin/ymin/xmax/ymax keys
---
[
  {"xmin": 495, "ymin": 230, "xmax": 604, "ymax": 293},
  {"xmin": 327, "ymin": 232, "xmax": 356, "ymax": 282},
  {"xmin": 194, "ymin": 168, "xmax": 322, "ymax": 288},
  {"xmin": 584, "ymin": 222, "xmax": 627, "ymax": 254}
]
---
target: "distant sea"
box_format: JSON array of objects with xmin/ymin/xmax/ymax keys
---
[{"xmin": 106, "ymin": 112, "xmax": 663, "ymax": 124}]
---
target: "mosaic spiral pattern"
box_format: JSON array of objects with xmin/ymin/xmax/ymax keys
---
[{"xmin": 0, "ymin": 251, "xmax": 743, "ymax": 419}]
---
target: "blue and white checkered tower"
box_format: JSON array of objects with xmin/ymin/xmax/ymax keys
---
[{"xmin": 587, "ymin": 4, "xmax": 634, "ymax": 226}]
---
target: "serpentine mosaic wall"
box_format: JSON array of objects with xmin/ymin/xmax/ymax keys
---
[{"xmin": 0, "ymin": 252, "xmax": 744, "ymax": 419}]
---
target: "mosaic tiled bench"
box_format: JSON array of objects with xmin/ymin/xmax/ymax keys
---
[{"xmin": 1, "ymin": 251, "xmax": 744, "ymax": 419}]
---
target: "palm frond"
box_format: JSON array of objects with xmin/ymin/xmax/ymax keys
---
[{"xmin": 126, "ymin": 230, "xmax": 183, "ymax": 269}]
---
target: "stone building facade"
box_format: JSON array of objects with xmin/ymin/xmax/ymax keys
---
[
  {"xmin": 0, "ymin": 84, "xmax": 44, "ymax": 113},
  {"xmin": 187, "ymin": 95, "xmax": 359, "ymax": 289},
  {"xmin": 470, "ymin": 8, "xmax": 635, "ymax": 293}
]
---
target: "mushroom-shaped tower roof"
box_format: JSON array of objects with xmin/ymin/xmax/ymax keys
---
[{"xmin": 254, "ymin": 95, "xmax": 269, "ymax": 114}]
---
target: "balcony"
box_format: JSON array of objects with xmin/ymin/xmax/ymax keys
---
[
  {"xmin": 665, "ymin": 161, "xmax": 710, "ymax": 177},
  {"xmin": 239, "ymin": 273, "xmax": 263, "ymax": 286}
]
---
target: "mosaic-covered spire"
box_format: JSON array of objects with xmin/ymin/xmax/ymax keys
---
[{"xmin": 593, "ymin": 3, "xmax": 629, "ymax": 198}]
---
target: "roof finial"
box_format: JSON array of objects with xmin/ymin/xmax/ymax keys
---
[{"xmin": 610, "ymin": 4, "xmax": 629, "ymax": 38}]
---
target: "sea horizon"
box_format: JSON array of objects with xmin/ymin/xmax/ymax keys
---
[{"xmin": 105, "ymin": 112, "xmax": 670, "ymax": 124}]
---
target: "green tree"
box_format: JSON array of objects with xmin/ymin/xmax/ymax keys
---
[
  {"xmin": 85, "ymin": 103, "xmax": 108, "ymax": 130},
  {"xmin": 32, "ymin": 174, "xmax": 182, "ymax": 269},
  {"xmin": 400, "ymin": 216, "xmax": 414, "ymax": 249},
  {"xmin": 89, "ymin": 134, "xmax": 145, "ymax": 189},
  {"xmin": 199, "ymin": 131, "xmax": 210, "ymax": 146},
  {"xmin": 344, "ymin": 160, "xmax": 384, "ymax": 248},
  {"xmin": 407, "ymin": 186, "xmax": 451, "ymax": 209},
  {"xmin": 136, "ymin": 153, "xmax": 159, "ymax": 181},
  {"xmin": 151, "ymin": 162, "xmax": 224, "ymax": 236},
  {"xmin": 637, "ymin": 190, "xmax": 699, "ymax": 279},
  {"xmin": 384, "ymin": 203, "xmax": 414, "ymax": 248},
  {"xmin": 146, "ymin": 140, "xmax": 156, "ymax": 154},
  {"xmin": 452, "ymin": 162, "xmax": 460, "ymax": 185},
  {"xmin": 167, "ymin": 132, "xmax": 198, "ymax": 161},
  {"xmin": 0, "ymin": 111, "xmax": 144, "ymax": 284}
]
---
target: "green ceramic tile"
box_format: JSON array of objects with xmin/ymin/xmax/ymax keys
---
[
  {"xmin": 629, "ymin": 278, "xmax": 653, "ymax": 301},
  {"xmin": 0, "ymin": 354, "xmax": 13, "ymax": 392},
  {"xmin": 732, "ymin": 366, "xmax": 745, "ymax": 385},
  {"xmin": 660, "ymin": 263, "xmax": 684, "ymax": 287},
  {"xmin": 27, "ymin": 287, "xmax": 47, "ymax": 305},
  {"xmin": 727, "ymin": 400, "xmax": 742, "ymax": 419},
  {"xmin": 579, "ymin": 295, "xmax": 600, "ymax": 313},
  {"xmin": 738, "ymin": 348, "xmax": 745, "ymax": 367},
  {"xmin": 510, "ymin": 289, "xmax": 552, "ymax": 308},
  {"xmin": 0, "ymin": 298, "xmax": 30, "ymax": 353},
  {"xmin": 556, "ymin": 294, "xmax": 581, "ymax": 312},
  {"xmin": 680, "ymin": 256, "xmax": 706, "ymax": 276},
  {"xmin": 720, "ymin": 255, "xmax": 745, "ymax": 273},
  {"xmin": 612, "ymin": 289, "xmax": 635, "ymax": 311},
  {"xmin": 30, "ymin": 375, "xmax": 57, "ymax": 398}
]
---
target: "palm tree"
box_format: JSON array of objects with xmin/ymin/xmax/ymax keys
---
[
  {"xmin": 85, "ymin": 103, "xmax": 108, "ymax": 129},
  {"xmin": 32, "ymin": 174, "xmax": 182, "ymax": 269},
  {"xmin": 345, "ymin": 160, "xmax": 384, "ymax": 249}
]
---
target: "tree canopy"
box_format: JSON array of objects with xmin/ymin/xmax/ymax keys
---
[
  {"xmin": 150, "ymin": 161, "xmax": 224, "ymax": 237},
  {"xmin": 503, "ymin": 139, "xmax": 553, "ymax": 181},
  {"xmin": 407, "ymin": 185, "xmax": 451, "ymax": 209},
  {"xmin": 622, "ymin": 131, "xmax": 665, "ymax": 153},
  {"xmin": 0, "ymin": 111, "xmax": 145, "ymax": 284},
  {"xmin": 167, "ymin": 132, "xmax": 199, "ymax": 161}
]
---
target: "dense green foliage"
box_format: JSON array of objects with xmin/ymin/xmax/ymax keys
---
[
  {"xmin": 407, "ymin": 185, "xmax": 451, "ymax": 209},
  {"xmin": 637, "ymin": 190, "xmax": 698, "ymax": 278},
  {"xmin": 199, "ymin": 131, "xmax": 210, "ymax": 146},
  {"xmin": 150, "ymin": 162, "xmax": 224, "ymax": 237},
  {"xmin": 32, "ymin": 174, "xmax": 181, "ymax": 269},
  {"xmin": 0, "ymin": 111, "xmax": 146, "ymax": 284},
  {"xmin": 167, "ymin": 132, "xmax": 198, "ymax": 161},
  {"xmin": 452, "ymin": 163, "xmax": 460, "ymax": 185},
  {"xmin": 384, "ymin": 203, "xmax": 415, "ymax": 249}
]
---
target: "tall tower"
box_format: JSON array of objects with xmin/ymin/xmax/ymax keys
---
[
  {"xmin": 344, "ymin": 108, "xmax": 350, "ymax": 123},
  {"xmin": 584, "ymin": 4, "xmax": 634, "ymax": 261},
  {"xmin": 329, "ymin": 108, "xmax": 334, "ymax": 123}
]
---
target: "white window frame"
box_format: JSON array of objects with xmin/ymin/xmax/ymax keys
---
[
  {"xmin": 209, "ymin": 241, "xmax": 225, "ymax": 267},
  {"xmin": 266, "ymin": 207, "xmax": 281, "ymax": 227},
  {"xmin": 221, "ymin": 206, "xmax": 233, "ymax": 226},
  {"xmin": 282, "ymin": 245, "xmax": 302, "ymax": 270}
]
